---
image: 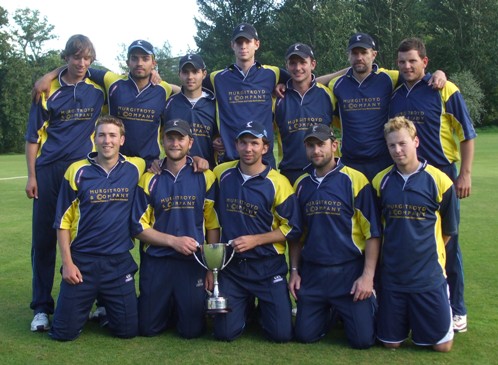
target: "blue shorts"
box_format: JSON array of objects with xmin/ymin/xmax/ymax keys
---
[
  {"xmin": 377, "ymin": 283, "xmax": 454, "ymax": 346},
  {"xmin": 213, "ymin": 255, "xmax": 292, "ymax": 342},
  {"xmin": 294, "ymin": 259, "xmax": 376, "ymax": 349},
  {"xmin": 138, "ymin": 254, "xmax": 207, "ymax": 338},
  {"xmin": 49, "ymin": 251, "xmax": 138, "ymax": 341}
]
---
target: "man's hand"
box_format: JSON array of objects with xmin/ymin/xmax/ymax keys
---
[
  {"xmin": 288, "ymin": 270, "xmax": 301, "ymax": 301},
  {"xmin": 213, "ymin": 137, "xmax": 225, "ymax": 154},
  {"xmin": 25, "ymin": 176, "xmax": 38, "ymax": 199},
  {"xmin": 192, "ymin": 156, "xmax": 209, "ymax": 172},
  {"xmin": 147, "ymin": 159, "xmax": 162, "ymax": 174},
  {"xmin": 205, "ymin": 270, "xmax": 214, "ymax": 292},
  {"xmin": 62, "ymin": 262, "xmax": 83, "ymax": 285},
  {"xmin": 31, "ymin": 75, "xmax": 53, "ymax": 104},
  {"xmin": 230, "ymin": 235, "xmax": 259, "ymax": 253},
  {"xmin": 350, "ymin": 273, "xmax": 374, "ymax": 302},
  {"xmin": 455, "ymin": 172, "xmax": 472, "ymax": 199},
  {"xmin": 428, "ymin": 70, "xmax": 447, "ymax": 89},
  {"xmin": 274, "ymin": 83, "xmax": 286, "ymax": 99},
  {"xmin": 171, "ymin": 236, "xmax": 199, "ymax": 256}
]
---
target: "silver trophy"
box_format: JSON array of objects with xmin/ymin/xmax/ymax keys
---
[{"xmin": 194, "ymin": 242, "xmax": 235, "ymax": 314}]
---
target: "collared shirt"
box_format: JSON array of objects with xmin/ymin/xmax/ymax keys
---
[
  {"xmin": 372, "ymin": 159, "xmax": 458, "ymax": 292},
  {"xmin": 329, "ymin": 65, "xmax": 399, "ymax": 161},
  {"xmin": 389, "ymin": 73, "xmax": 477, "ymax": 167},
  {"xmin": 131, "ymin": 156, "xmax": 219, "ymax": 258},
  {"xmin": 294, "ymin": 159, "xmax": 381, "ymax": 266},
  {"xmin": 54, "ymin": 153, "xmax": 145, "ymax": 255},
  {"xmin": 163, "ymin": 88, "xmax": 218, "ymax": 168},
  {"xmin": 25, "ymin": 68, "xmax": 105, "ymax": 166},
  {"xmin": 275, "ymin": 76, "xmax": 334, "ymax": 171},
  {"xmin": 213, "ymin": 160, "xmax": 301, "ymax": 259}
]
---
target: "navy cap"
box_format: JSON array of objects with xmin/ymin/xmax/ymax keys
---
[
  {"xmin": 236, "ymin": 121, "xmax": 268, "ymax": 139},
  {"xmin": 285, "ymin": 43, "xmax": 315, "ymax": 60},
  {"xmin": 232, "ymin": 23, "xmax": 259, "ymax": 42},
  {"xmin": 347, "ymin": 33, "xmax": 376, "ymax": 50},
  {"xmin": 128, "ymin": 40, "xmax": 155, "ymax": 56},
  {"xmin": 304, "ymin": 124, "xmax": 335, "ymax": 142},
  {"xmin": 163, "ymin": 119, "xmax": 192, "ymax": 137},
  {"xmin": 179, "ymin": 54, "xmax": 206, "ymax": 70}
]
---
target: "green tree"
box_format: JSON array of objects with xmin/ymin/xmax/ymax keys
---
[
  {"xmin": 194, "ymin": 0, "xmax": 279, "ymax": 71},
  {"xmin": 450, "ymin": 70, "xmax": 485, "ymax": 125}
]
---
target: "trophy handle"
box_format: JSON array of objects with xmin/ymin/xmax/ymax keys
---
[
  {"xmin": 220, "ymin": 240, "xmax": 236, "ymax": 270},
  {"xmin": 193, "ymin": 243, "xmax": 208, "ymax": 270}
]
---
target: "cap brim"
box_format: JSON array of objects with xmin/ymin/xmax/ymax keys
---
[
  {"xmin": 164, "ymin": 127, "xmax": 191, "ymax": 136},
  {"xmin": 347, "ymin": 42, "xmax": 373, "ymax": 50},
  {"xmin": 304, "ymin": 133, "xmax": 333, "ymax": 142},
  {"xmin": 232, "ymin": 33, "xmax": 256, "ymax": 42},
  {"xmin": 286, "ymin": 51, "xmax": 312, "ymax": 60},
  {"xmin": 180, "ymin": 61, "xmax": 204, "ymax": 70},
  {"xmin": 237, "ymin": 130, "xmax": 265, "ymax": 139},
  {"xmin": 128, "ymin": 45, "xmax": 154, "ymax": 55}
]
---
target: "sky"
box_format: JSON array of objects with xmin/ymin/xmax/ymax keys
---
[{"xmin": 3, "ymin": 0, "xmax": 198, "ymax": 72}]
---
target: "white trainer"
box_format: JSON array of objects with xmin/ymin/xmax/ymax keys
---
[
  {"xmin": 453, "ymin": 314, "xmax": 468, "ymax": 333},
  {"xmin": 31, "ymin": 313, "xmax": 49, "ymax": 332},
  {"xmin": 89, "ymin": 306, "xmax": 107, "ymax": 321}
]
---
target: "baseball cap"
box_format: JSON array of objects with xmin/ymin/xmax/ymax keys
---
[
  {"xmin": 128, "ymin": 40, "xmax": 155, "ymax": 56},
  {"xmin": 231, "ymin": 23, "xmax": 259, "ymax": 42},
  {"xmin": 163, "ymin": 119, "xmax": 192, "ymax": 137},
  {"xmin": 304, "ymin": 124, "xmax": 335, "ymax": 142},
  {"xmin": 347, "ymin": 33, "xmax": 376, "ymax": 50},
  {"xmin": 236, "ymin": 121, "xmax": 268, "ymax": 139},
  {"xmin": 179, "ymin": 54, "xmax": 206, "ymax": 70},
  {"xmin": 285, "ymin": 43, "xmax": 315, "ymax": 60}
]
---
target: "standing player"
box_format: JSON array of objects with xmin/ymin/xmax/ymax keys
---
[
  {"xmin": 372, "ymin": 116, "xmax": 457, "ymax": 352},
  {"xmin": 289, "ymin": 124, "xmax": 381, "ymax": 349},
  {"xmin": 205, "ymin": 23, "xmax": 290, "ymax": 167},
  {"xmin": 131, "ymin": 119, "xmax": 220, "ymax": 338},
  {"xmin": 50, "ymin": 116, "xmax": 145, "ymax": 340},
  {"xmin": 25, "ymin": 34, "xmax": 105, "ymax": 332},
  {"xmin": 389, "ymin": 38, "xmax": 476, "ymax": 332},
  {"xmin": 275, "ymin": 43, "xmax": 334, "ymax": 185},
  {"xmin": 315, "ymin": 33, "xmax": 447, "ymax": 181},
  {"xmin": 163, "ymin": 54, "xmax": 218, "ymax": 168},
  {"xmin": 213, "ymin": 121, "xmax": 301, "ymax": 342}
]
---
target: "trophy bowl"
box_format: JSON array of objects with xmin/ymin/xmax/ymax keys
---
[{"xmin": 194, "ymin": 242, "xmax": 234, "ymax": 314}]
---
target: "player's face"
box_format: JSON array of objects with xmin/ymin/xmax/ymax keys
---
[
  {"xmin": 179, "ymin": 65, "xmax": 206, "ymax": 93},
  {"xmin": 305, "ymin": 137, "xmax": 337, "ymax": 173},
  {"xmin": 95, "ymin": 123, "xmax": 125, "ymax": 161},
  {"xmin": 386, "ymin": 128, "xmax": 419, "ymax": 172},
  {"xmin": 163, "ymin": 132, "xmax": 193, "ymax": 162},
  {"xmin": 286, "ymin": 55, "xmax": 316, "ymax": 85},
  {"xmin": 397, "ymin": 50, "xmax": 428, "ymax": 87},
  {"xmin": 235, "ymin": 135, "xmax": 268, "ymax": 167},
  {"xmin": 348, "ymin": 47, "xmax": 377, "ymax": 76},
  {"xmin": 231, "ymin": 38, "xmax": 260, "ymax": 63},
  {"xmin": 66, "ymin": 51, "xmax": 93, "ymax": 81},
  {"xmin": 127, "ymin": 50, "xmax": 157, "ymax": 80}
]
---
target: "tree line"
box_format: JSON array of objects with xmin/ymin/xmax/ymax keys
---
[{"xmin": 1, "ymin": 0, "xmax": 496, "ymax": 153}]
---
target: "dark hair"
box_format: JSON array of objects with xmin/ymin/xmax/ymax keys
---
[
  {"xmin": 397, "ymin": 37, "xmax": 426, "ymax": 58},
  {"xmin": 61, "ymin": 34, "xmax": 96, "ymax": 63}
]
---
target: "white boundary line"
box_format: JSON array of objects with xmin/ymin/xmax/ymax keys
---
[{"xmin": 0, "ymin": 176, "xmax": 27, "ymax": 181}]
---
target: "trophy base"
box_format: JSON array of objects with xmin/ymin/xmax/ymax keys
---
[{"xmin": 206, "ymin": 296, "xmax": 231, "ymax": 314}]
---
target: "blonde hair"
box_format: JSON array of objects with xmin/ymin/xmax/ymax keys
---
[
  {"xmin": 384, "ymin": 116, "xmax": 417, "ymax": 139},
  {"xmin": 95, "ymin": 115, "xmax": 125, "ymax": 136}
]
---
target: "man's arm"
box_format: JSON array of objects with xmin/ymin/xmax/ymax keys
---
[
  {"xmin": 57, "ymin": 229, "xmax": 83, "ymax": 285},
  {"xmin": 455, "ymin": 139, "xmax": 474, "ymax": 199},
  {"xmin": 230, "ymin": 228, "xmax": 286, "ymax": 254},
  {"xmin": 25, "ymin": 142, "xmax": 39, "ymax": 199},
  {"xmin": 135, "ymin": 228, "xmax": 198, "ymax": 256},
  {"xmin": 350, "ymin": 236, "xmax": 380, "ymax": 302},
  {"xmin": 288, "ymin": 238, "xmax": 303, "ymax": 301},
  {"xmin": 315, "ymin": 67, "xmax": 349, "ymax": 86},
  {"xmin": 32, "ymin": 66, "xmax": 65, "ymax": 103}
]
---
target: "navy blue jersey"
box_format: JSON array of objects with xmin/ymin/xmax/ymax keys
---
[
  {"xmin": 329, "ymin": 65, "xmax": 399, "ymax": 162},
  {"xmin": 372, "ymin": 160, "xmax": 458, "ymax": 292},
  {"xmin": 214, "ymin": 161, "xmax": 301, "ymax": 259},
  {"xmin": 275, "ymin": 77, "xmax": 334, "ymax": 171},
  {"xmin": 90, "ymin": 69, "xmax": 174, "ymax": 164},
  {"xmin": 163, "ymin": 88, "xmax": 218, "ymax": 168},
  {"xmin": 205, "ymin": 62, "xmax": 290, "ymax": 166},
  {"xmin": 389, "ymin": 74, "xmax": 477, "ymax": 167},
  {"xmin": 294, "ymin": 160, "xmax": 381, "ymax": 266},
  {"xmin": 54, "ymin": 153, "xmax": 145, "ymax": 255},
  {"xmin": 25, "ymin": 68, "xmax": 105, "ymax": 166},
  {"xmin": 131, "ymin": 157, "xmax": 219, "ymax": 258}
]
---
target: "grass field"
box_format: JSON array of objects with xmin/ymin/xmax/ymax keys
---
[{"xmin": 1, "ymin": 131, "xmax": 497, "ymax": 364}]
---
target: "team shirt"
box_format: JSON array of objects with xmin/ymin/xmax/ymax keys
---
[
  {"xmin": 131, "ymin": 156, "xmax": 219, "ymax": 258},
  {"xmin": 389, "ymin": 73, "xmax": 477, "ymax": 167},
  {"xmin": 329, "ymin": 65, "xmax": 399, "ymax": 162},
  {"xmin": 372, "ymin": 160, "xmax": 458, "ymax": 292},
  {"xmin": 90, "ymin": 69, "xmax": 174, "ymax": 165},
  {"xmin": 25, "ymin": 68, "xmax": 105, "ymax": 166},
  {"xmin": 213, "ymin": 161, "xmax": 301, "ymax": 259},
  {"xmin": 275, "ymin": 76, "xmax": 334, "ymax": 171},
  {"xmin": 163, "ymin": 88, "xmax": 218, "ymax": 168},
  {"xmin": 294, "ymin": 160, "xmax": 381, "ymax": 266},
  {"xmin": 205, "ymin": 62, "xmax": 290, "ymax": 167},
  {"xmin": 54, "ymin": 153, "xmax": 145, "ymax": 255}
]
